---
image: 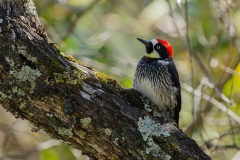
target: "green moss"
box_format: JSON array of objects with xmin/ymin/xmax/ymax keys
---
[
  {"xmin": 50, "ymin": 54, "xmax": 122, "ymax": 93},
  {"xmin": 64, "ymin": 55, "xmax": 87, "ymax": 67},
  {"xmin": 53, "ymin": 55, "xmax": 122, "ymax": 91},
  {"xmin": 92, "ymin": 70, "xmax": 122, "ymax": 90},
  {"xmin": 54, "ymin": 70, "xmax": 84, "ymax": 85},
  {"xmin": 171, "ymin": 143, "xmax": 180, "ymax": 152},
  {"xmin": 46, "ymin": 56, "xmax": 89, "ymax": 85},
  {"xmin": 94, "ymin": 71, "xmax": 112, "ymax": 83},
  {"xmin": 46, "ymin": 58, "xmax": 66, "ymax": 74}
]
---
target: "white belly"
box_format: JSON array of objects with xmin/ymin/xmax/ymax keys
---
[{"xmin": 133, "ymin": 78, "xmax": 177, "ymax": 112}]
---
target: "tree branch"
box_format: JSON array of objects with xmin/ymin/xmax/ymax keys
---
[{"xmin": 0, "ymin": 0, "xmax": 211, "ymax": 159}]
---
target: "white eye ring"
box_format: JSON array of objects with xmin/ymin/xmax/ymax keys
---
[{"xmin": 156, "ymin": 46, "xmax": 160, "ymax": 49}]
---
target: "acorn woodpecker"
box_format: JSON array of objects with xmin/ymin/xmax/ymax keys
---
[{"xmin": 133, "ymin": 38, "xmax": 181, "ymax": 126}]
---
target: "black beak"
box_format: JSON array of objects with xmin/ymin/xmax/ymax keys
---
[
  {"xmin": 137, "ymin": 38, "xmax": 153, "ymax": 54},
  {"xmin": 137, "ymin": 38, "xmax": 151, "ymax": 48}
]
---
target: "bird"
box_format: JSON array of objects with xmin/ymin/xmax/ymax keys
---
[{"xmin": 133, "ymin": 38, "xmax": 181, "ymax": 126}]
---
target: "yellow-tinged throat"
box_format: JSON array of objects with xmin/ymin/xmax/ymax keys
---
[{"xmin": 145, "ymin": 50, "xmax": 160, "ymax": 58}]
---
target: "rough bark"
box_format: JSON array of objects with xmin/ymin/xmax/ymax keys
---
[{"xmin": 0, "ymin": 0, "xmax": 211, "ymax": 159}]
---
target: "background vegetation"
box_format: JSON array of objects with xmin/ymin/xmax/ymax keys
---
[{"xmin": 1, "ymin": 0, "xmax": 240, "ymax": 159}]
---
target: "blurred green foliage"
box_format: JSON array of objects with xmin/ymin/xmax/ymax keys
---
[
  {"xmin": 1, "ymin": 0, "xmax": 240, "ymax": 159},
  {"xmin": 40, "ymin": 145, "xmax": 76, "ymax": 160}
]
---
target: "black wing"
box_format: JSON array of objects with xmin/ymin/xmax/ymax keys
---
[{"xmin": 166, "ymin": 61, "xmax": 181, "ymax": 126}]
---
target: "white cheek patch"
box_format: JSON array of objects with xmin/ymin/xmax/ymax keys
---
[{"xmin": 151, "ymin": 39, "xmax": 158, "ymax": 46}]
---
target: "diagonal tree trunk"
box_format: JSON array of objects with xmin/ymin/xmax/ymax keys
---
[{"xmin": 0, "ymin": 0, "xmax": 211, "ymax": 159}]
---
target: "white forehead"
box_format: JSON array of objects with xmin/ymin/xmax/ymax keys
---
[{"xmin": 150, "ymin": 39, "xmax": 158, "ymax": 46}]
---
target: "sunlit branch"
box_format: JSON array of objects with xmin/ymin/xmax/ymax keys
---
[{"xmin": 181, "ymin": 82, "xmax": 240, "ymax": 125}]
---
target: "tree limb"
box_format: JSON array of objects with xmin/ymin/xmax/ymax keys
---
[{"xmin": 0, "ymin": 0, "xmax": 211, "ymax": 159}]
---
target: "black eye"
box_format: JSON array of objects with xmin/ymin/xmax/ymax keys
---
[{"xmin": 156, "ymin": 45, "xmax": 160, "ymax": 49}]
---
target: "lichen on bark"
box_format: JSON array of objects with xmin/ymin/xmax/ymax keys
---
[{"xmin": 0, "ymin": 0, "xmax": 212, "ymax": 159}]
